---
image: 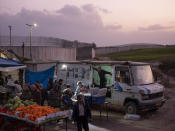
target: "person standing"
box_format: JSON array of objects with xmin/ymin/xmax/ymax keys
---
[
  {"xmin": 20, "ymin": 83, "xmax": 31, "ymax": 100},
  {"xmin": 57, "ymin": 79, "xmax": 63, "ymax": 92},
  {"xmin": 57, "ymin": 79, "xmax": 63, "ymax": 105},
  {"xmin": 7, "ymin": 75, "xmax": 14, "ymax": 83},
  {"xmin": 74, "ymin": 81, "xmax": 82, "ymax": 98},
  {"xmin": 35, "ymin": 80, "xmax": 47, "ymax": 106},
  {"xmin": 41, "ymin": 78, "xmax": 53, "ymax": 106},
  {"xmin": 48, "ymin": 82, "xmax": 61, "ymax": 108},
  {"xmin": 94, "ymin": 67, "xmax": 112, "ymax": 88},
  {"xmin": 14, "ymin": 80, "xmax": 22, "ymax": 97},
  {"xmin": 0, "ymin": 72, "xmax": 4, "ymax": 86},
  {"xmin": 62, "ymin": 85, "xmax": 73, "ymax": 109},
  {"xmin": 74, "ymin": 81, "xmax": 87, "ymax": 98},
  {"xmin": 35, "ymin": 80, "xmax": 42, "ymax": 91},
  {"xmin": 72, "ymin": 94, "xmax": 91, "ymax": 131},
  {"xmin": 30, "ymin": 85, "xmax": 41, "ymax": 105},
  {"xmin": 47, "ymin": 78, "xmax": 53, "ymax": 91}
]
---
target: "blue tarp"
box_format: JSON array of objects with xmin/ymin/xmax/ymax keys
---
[
  {"xmin": 25, "ymin": 66, "xmax": 55, "ymax": 88},
  {"xmin": 0, "ymin": 57, "xmax": 24, "ymax": 67}
]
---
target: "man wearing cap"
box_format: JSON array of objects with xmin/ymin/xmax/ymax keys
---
[{"xmin": 72, "ymin": 94, "xmax": 91, "ymax": 131}]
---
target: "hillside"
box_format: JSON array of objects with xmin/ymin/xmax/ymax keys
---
[{"xmin": 104, "ymin": 47, "xmax": 175, "ymax": 61}]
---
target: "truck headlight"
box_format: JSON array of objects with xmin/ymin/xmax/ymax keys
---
[{"xmin": 139, "ymin": 90, "xmax": 149, "ymax": 100}]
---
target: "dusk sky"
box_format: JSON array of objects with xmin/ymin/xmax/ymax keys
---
[{"xmin": 0, "ymin": 0, "xmax": 175, "ymax": 46}]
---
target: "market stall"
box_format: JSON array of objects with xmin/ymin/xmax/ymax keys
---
[
  {"xmin": 0, "ymin": 57, "xmax": 70, "ymax": 131},
  {"xmin": 0, "ymin": 97, "xmax": 69, "ymax": 131},
  {"xmin": 0, "ymin": 56, "xmax": 26, "ymax": 87}
]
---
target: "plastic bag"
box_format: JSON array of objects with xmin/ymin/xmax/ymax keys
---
[{"xmin": 124, "ymin": 114, "xmax": 141, "ymax": 121}]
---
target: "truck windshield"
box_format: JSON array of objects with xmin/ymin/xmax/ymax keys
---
[{"xmin": 131, "ymin": 65, "xmax": 154, "ymax": 85}]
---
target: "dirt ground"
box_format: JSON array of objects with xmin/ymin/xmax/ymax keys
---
[
  {"xmin": 45, "ymin": 87, "xmax": 175, "ymax": 131},
  {"xmin": 45, "ymin": 112, "xmax": 151, "ymax": 131}
]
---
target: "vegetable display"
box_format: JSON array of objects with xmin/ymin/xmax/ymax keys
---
[
  {"xmin": 3, "ymin": 97, "xmax": 24, "ymax": 110},
  {"xmin": 1, "ymin": 97, "xmax": 64, "ymax": 122},
  {"xmin": 8, "ymin": 104, "xmax": 60, "ymax": 121},
  {"xmin": 3, "ymin": 97, "xmax": 36, "ymax": 111}
]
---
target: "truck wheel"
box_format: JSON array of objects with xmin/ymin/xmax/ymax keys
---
[{"xmin": 125, "ymin": 102, "xmax": 137, "ymax": 114}]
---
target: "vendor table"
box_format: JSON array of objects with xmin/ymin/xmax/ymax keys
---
[
  {"xmin": 0, "ymin": 112, "xmax": 68, "ymax": 131},
  {"xmin": 99, "ymin": 101, "xmax": 110, "ymax": 120}
]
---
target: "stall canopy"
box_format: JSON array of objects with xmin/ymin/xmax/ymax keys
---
[{"xmin": 0, "ymin": 57, "xmax": 26, "ymax": 72}]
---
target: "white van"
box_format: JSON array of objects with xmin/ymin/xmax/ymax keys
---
[{"xmin": 57, "ymin": 61, "xmax": 165, "ymax": 114}]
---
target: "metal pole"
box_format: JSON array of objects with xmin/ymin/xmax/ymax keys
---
[
  {"xmin": 22, "ymin": 42, "xmax": 25, "ymax": 58},
  {"xmin": 26, "ymin": 23, "xmax": 37, "ymax": 60},
  {"xmin": 8, "ymin": 25, "xmax": 12, "ymax": 46},
  {"xmin": 30, "ymin": 27, "xmax": 32, "ymax": 59}
]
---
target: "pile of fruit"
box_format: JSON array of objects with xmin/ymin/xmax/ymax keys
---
[
  {"xmin": 8, "ymin": 105, "xmax": 60, "ymax": 121},
  {"xmin": 3, "ymin": 97, "xmax": 36, "ymax": 111}
]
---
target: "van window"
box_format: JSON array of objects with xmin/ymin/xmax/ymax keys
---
[{"xmin": 115, "ymin": 68, "xmax": 131, "ymax": 85}]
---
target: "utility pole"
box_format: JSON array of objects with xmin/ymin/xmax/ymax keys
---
[
  {"xmin": 29, "ymin": 27, "xmax": 32, "ymax": 59},
  {"xmin": 8, "ymin": 25, "xmax": 12, "ymax": 46},
  {"xmin": 22, "ymin": 42, "xmax": 25, "ymax": 58}
]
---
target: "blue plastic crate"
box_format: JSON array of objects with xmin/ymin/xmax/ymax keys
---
[{"xmin": 92, "ymin": 96, "xmax": 105, "ymax": 104}]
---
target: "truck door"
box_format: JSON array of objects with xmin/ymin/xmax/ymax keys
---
[{"xmin": 112, "ymin": 66, "xmax": 132, "ymax": 106}]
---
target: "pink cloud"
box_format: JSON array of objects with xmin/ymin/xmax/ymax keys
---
[
  {"xmin": 98, "ymin": 8, "xmax": 111, "ymax": 14},
  {"xmin": 139, "ymin": 24, "xmax": 174, "ymax": 31},
  {"xmin": 0, "ymin": 5, "xmax": 175, "ymax": 46},
  {"xmin": 56, "ymin": 5, "xmax": 81, "ymax": 16},
  {"xmin": 105, "ymin": 25, "xmax": 122, "ymax": 30}
]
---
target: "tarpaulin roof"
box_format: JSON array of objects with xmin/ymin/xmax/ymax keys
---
[
  {"xmin": 0, "ymin": 57, "xmax": 26, "ymax": 72},
  {"xmin": 0, "ymin": 57, "xmax": 24, "ymax": 67}
]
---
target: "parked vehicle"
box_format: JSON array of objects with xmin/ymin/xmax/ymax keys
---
[{"xmin": 57, "ymin": 61, "xmax": 165, "ymax": 114}]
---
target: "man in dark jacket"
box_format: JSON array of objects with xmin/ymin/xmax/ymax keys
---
[
  {"xmin": 35, "ymin": 80, "xmax": 47, "ymax": 106},
  {"xmin": 94, "ymin": 67, "xmax": 112, "ymax": 88},
  {"xmin": 48, "ymin": 83, "xmax": 61, "ymax": 108},
  {"xmin": 0, "ymin": 72, "xmax": 4, "ymax": 86},
  {"xmin": 72, "ymin": 94, "xmax": 91, "ymax": 131},
  {"xmin": 30, "ymin": 85, "xmax": 41, "ymax": 105},
  {"xmin": 41, "ymin": 78, "xmax": 53, "ymax": 106},
  {"xmin": 20, "ymin": 83, "xmax": 31, "ymax": 100}
]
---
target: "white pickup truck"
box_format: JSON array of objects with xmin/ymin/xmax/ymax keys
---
[{"xmin": 57, "ymin": 61, "xmax": 165, "ymax": 114}]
